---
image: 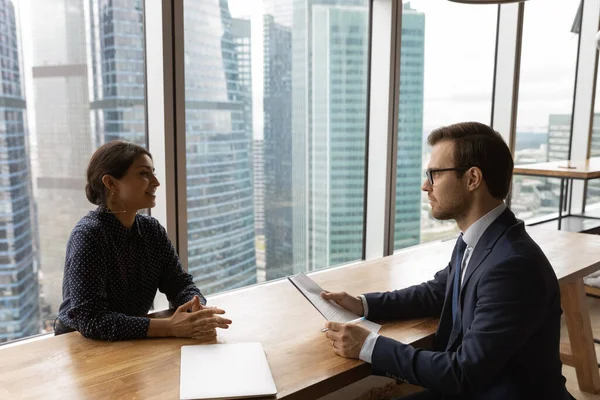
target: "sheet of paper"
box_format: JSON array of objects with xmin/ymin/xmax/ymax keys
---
[{"xmin": 288, "ymin": 273, "xmax": 381, "ymax": 333}]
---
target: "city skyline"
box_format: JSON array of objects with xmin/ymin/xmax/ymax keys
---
[
  {"xmin": 1, "ymin": 0, "xmax": 588, "ymax": 344},
  {"xmin": 0, "ymin": 0, "xmax": 40, "ymax": 343}
]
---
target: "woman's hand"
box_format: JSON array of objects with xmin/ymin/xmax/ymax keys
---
[{"xmin": 168, "ymin": 296, "xmax": 232, "ymax": 340}]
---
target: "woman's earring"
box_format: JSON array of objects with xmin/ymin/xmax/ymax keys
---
[{"xmin": 107, "ymin": 191, "xmax": 127, "ymax": 214}]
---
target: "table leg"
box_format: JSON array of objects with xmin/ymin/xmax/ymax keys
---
[
  {"xmin": 558, "ymin": 178, "xmax": 564, "ymax": 230},
  {"xmin": 568, "ymin": 178, "xmax": 573, "ymax": 215},
  {"xmin": 561, "ymin": 279, "xmax": 600, "ymax": 393}
]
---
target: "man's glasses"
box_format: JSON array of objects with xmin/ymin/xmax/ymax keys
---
[{"xmin": 425, "ymin": 167, "xmax": 471, "ymax": 185}]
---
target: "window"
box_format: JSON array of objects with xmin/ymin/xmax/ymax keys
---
[
  {"xmin": 511, "ymin": 0, "xmax": 579, "ymax": 222},
  {"xmin": 182, "ymin": 0, "xmax": 369, "ymax": 294},
  {"xmin": 0, "ymin": 0, "xmax": 148, "ymax": 343},
  {"xmin": 395, "ymin": 1, "xmax": 497, "ymax": 250},
  {"xmin": 587, "ymin": 55, "xmax": 600, "ymax": 207}
]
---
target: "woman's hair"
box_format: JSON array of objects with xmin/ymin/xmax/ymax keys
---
[{"xmin": 85, "ymin": 141, "xmax": 152, "ymax": 205}]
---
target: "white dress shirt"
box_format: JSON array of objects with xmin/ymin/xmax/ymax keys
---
[{"xmin": 358, "ymin": 202, "xmax": 507, "ymax": 363}]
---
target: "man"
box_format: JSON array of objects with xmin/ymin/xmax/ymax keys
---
[{"xmin": 321, "ymin": 122, "xmax": 572, "ymax": 399}]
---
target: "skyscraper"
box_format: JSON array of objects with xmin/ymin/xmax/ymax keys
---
[
  {"xmin": 292, "ymin": 1, "xmax": 369, "ymax": 272},
  {"xmin": 264, "ymin": 0, "xmax": 293, "ymax": 28},
  {"xmin": 253, "ymin": 139, "xmax": 266, "ymax": 281},
  {"xmin": 88, "ymin": 0, "xmax": 146, "ymax": 146},
  {"xmin": 547, "ymin": 114, "xmax": 570, "ymax": 162},
  {"xmin": 546, "ymin": 114, "xmax": 600, "ymax": 205},
  {"xmin": 184, "ymin": 1, "xmax": 256, "ymax": 294},
  {"xmin": 29, "ymin": 0, "xmax": 93, "ymax": 323},
  {"xmin": 395, "ymin": 3, "xmax": 424, "ymax": 249},
  {"xmin": 232, "ymin": 18, "xmax": 253, "ymax": 147},
  {"xmin": 263, "ymin": 13, "xmax": 293, "ymax": 280},
  {"xmin": 0, "ymin": 0, "xmax": 40, "ymax": 343}
]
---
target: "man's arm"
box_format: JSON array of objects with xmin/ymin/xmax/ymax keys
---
[
  {"xmin": 369, "ymin": 256, "xmax": 548, "ymax": 395},
  {"xmin": 363, "ymin": 264, "xmax": 450, "ymax": 321}
]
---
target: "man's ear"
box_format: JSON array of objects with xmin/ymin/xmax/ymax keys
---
[{"xmin": 467, "ymin": 167, "xmax": 483, "ymax": 192}]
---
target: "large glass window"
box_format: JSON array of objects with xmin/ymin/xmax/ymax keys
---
[
  {"xmin": 587, "ymin": 53, "xmax": 600, "ymax": 207},
  {"xmin": 511, "ymin": 0, "xmax": 579, "ymax": 222},
  {"xmin": 0, "ymin": 0, "xmax": 148, "ymax": 343},
  {"xmin": 183, "ymin": 0, "xmax": 369, "ymax": 294},
  {"xmin": 395, "ymin": 1, "xmax": 497, "ymax": 250}
]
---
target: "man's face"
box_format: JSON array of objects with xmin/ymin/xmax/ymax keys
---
[{"xmin": 422, "ymin": 140, "xmax": 471, "ymax": 221}]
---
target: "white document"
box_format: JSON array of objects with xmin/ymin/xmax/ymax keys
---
[
  {"xmin": 288, "ymin": 273, "xmax": 381, "ymax": 333},
  {"xmin": 180, "ymin": 343, "xmax": 277, "ymax": 400}
]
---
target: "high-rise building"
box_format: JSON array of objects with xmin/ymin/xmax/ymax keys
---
[
  {"xmin": 548, "ymin": 114, "xmax": 571, "ymax": 162},
  {"xmin": 88, "ymin": 0, "xmax": 146, "ymax": 146},
  {"xmin": 184, "ymin": 1, "xmax": 256, "ymax": 294},
  {"xmin": 251, "ymin": 139, "xmax": 264, "ymax": 236},
  {"xmin": 253, "ymin": 139, "xmax": 266, "ymax": 280},
  {"xmin": 395, "ymin": 3, "xmax": 424, "ymax": 249},
  {"xmin": 547, "ymin": 114, "xmax": 600, "ymax": 203},
  {"xmin": 264, "ymin": 0, "xmax": 293, "ymax": 28},
  {"xmin": 29, "ymin": 0, "xmax": 93, "ymax": 323},
  {"xmin": 263, "ymin": 14, "xmax": 293, "ymax": 280},
  {"xmin": 232, "ymin": 18, "xmax": 253, "ymax": 147},
  {"xmin": 0, "ymin": 0, "xmax": 40, "ymax": 343},
  {"xmin": 292, "ymin": 1, "xmax": 369, "ymax": 272}
]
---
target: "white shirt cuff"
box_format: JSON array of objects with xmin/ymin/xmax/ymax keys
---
[
  {"xmin": 359, "ymin": 295, "xmax": 369, "ymax": 318},
  {"xmin": 359, "ymin": 331, "xmax": 379, "ymax": 363}
]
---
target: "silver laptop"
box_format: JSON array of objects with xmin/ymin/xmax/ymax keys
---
[{"xmin": 180, "ymin": 343, "xmax": 277, "ymax": 400}]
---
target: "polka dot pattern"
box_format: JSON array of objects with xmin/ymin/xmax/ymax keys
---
[{"xmin": 57, "ymin": 206, "xmax": 206, "ymax": 341}]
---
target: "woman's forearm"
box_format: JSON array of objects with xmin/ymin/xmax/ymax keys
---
[{"xmin": 147, "ymin": 318, "xmax": 172, "ymax": 337}]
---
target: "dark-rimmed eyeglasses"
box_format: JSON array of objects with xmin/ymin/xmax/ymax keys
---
[{"xmin": 425, "ymin": 167, "xmax": 471, "ymax": 185}]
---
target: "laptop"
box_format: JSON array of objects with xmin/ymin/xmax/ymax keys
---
[{"xmin": 180, "ymin": 342, "xmax": 277, "ymax": 400}]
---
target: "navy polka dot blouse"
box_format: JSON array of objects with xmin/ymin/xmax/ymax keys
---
[{"xmin": 57, "ymin": 206, "xmax": 206, "ymax": 341}]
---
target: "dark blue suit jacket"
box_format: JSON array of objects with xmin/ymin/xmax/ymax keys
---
[{"xmin": 364, "ymin": 209, "xmax": 570, "ymax": 400}]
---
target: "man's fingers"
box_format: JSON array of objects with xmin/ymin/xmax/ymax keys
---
[
  {"xmin": 321, "ymin": 291, "xmax": 343, "ymax": 301},
  {"xmin": 325, "ymin": 330, "xmax": 341, "ymax": 341},
  {"xmin": 326, "ymin": 321, "xmax": 343, "ymax": 332}
]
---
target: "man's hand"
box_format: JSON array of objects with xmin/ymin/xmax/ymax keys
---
[
  {"xmin": 324, "ymin": 321, "xmax": 371, "ymax": 359},
  {"xmin": 321, "ymin": 291, "xmax": 364, "ymax": 316}
]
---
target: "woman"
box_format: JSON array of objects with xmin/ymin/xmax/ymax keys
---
[{"xmin": 55, "ymin": 141, "xmax": 231, "ymax": 341}]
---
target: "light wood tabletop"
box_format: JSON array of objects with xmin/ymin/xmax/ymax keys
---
[
  {"xmin": 513, "ymin": 157, "xmax": 600, "ymax": 180},
  {"xmin": 1, "ymin": 226, "xmax": 600, "ymax": 399}
]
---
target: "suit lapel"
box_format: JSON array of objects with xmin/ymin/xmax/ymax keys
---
[
  {"xmin": 445, "ymin": 208, "xmax": 518, "ymax": 351},
  {"xmin": 460, "ymin": 208, "xmax": 516, "ymax": 296}
]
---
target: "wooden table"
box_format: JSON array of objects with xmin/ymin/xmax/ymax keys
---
[
  {"xmin": 1, "ymin": 227, "xmax": 600, "ymax": 398},
  {"xmin": 513, "ymin": 157, "xmax": 600, "ymax": 230}
]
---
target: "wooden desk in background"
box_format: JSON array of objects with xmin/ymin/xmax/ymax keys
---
[
  {"xmin": 513, "ymin": 157, "xmax": 600, "ymax": 231},
  {"xmin": 1, "ymin": 227, "xmax": 600, "ymax": 399}
]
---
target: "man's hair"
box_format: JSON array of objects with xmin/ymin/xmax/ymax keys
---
[{"xmin": 428, "ymin": 122, "xmax": 513, "ymax": 199}]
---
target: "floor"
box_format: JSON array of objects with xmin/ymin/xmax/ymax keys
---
[{"xmin": 320, "ymin": 295, "xmax": 600, "ymax": 400}]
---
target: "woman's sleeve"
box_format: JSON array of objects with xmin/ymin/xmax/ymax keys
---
[
  {"xmin": 156, "ymin": 223, "xmax": 206, "ymax": 308},
  {"xmin": 63, "ymin": 228, "xmax": 150, "ymax": 341}
]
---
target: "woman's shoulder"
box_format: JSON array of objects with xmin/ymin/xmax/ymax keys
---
[
  {"xmin": 69, "ymin": 209, "xmax": 107, "ymax": 240},
  {"xmin": 136, "ymin": 213, "xmax": 167, "ymax": 236}
]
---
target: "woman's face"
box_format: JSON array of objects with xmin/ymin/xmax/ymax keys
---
[{"xmin": 112, "ymin": 155, "xmax": 160, "ymax": 211}]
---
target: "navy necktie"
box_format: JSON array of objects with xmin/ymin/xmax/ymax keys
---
[{"xmin": 452, "ymin": 234, "xmax": 467, "ymax": 321}]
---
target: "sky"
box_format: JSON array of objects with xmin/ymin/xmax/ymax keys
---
[{"xmin": 16, "ymin": 0, "xmax": 584, "ymax": 143}]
